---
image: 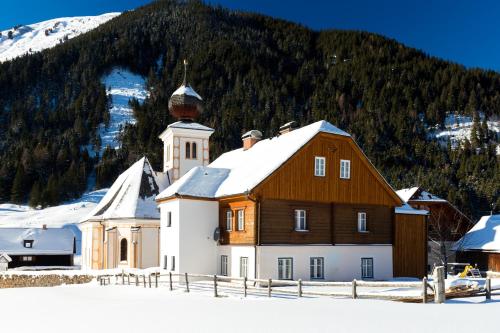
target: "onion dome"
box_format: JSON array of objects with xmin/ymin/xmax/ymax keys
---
[{"xmin": 168, "ymin": 59, "xmax": 203, "ymax": 121}]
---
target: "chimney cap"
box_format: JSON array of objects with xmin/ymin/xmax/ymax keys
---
[{"xmin": 242, "ymin": 130, "xmax": 263, "ymax": 140}]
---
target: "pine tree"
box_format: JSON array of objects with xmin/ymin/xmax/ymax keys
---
[
  {"xmin": 29, "ymin": 181, "xmax": 42, "ymax": 208},
  {"xmin": 10, "ymin": 165, "xmax": 28, "ymax": 204}
]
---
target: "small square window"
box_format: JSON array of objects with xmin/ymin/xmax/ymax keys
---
[
  {"xmin": 310, "ymin": 257, "xmax": 324, "ymax": 279},
  {"xmin": 278, "ymin": 258, "xmax": 293, "ymax": 280},
  {"xmin": 221, "ymin": 255, "xmax": 228, "ymax": 276},
  {"xmin": 166, "ymin": 211, "xmax": 172, "ymax": 227},
  {"xmin": 23, "ymin": 240, "xmax": 33, "ymax": 248},
  {"xmin": 314, "ymin": 156, "xmax": 326, "ymax": 177},
  {"xmin": 361, "ymin": 258, "xmax": 374, "ymax": 279},
  {"xmin": 240, "ymin": 257, "xmax": 248, "ymax": 278},
  {"xmin": 171, "ymin": 256, "xmax": 176, "ymax": 271},
  {"xmin": 340, "ymin": 160, "xmax": 351, "ymax": 179},
  {"xmin": 237, "ymin": 210, "xmax": 245, "ymax": 231}
]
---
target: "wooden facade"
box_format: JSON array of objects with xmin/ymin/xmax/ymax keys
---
[
  {"xmin": 393, "ymin": 214, "xmax": 428, "ymax": 278},
  {"xmin": 219, "ymin": 197, "xmax": 256, "ymax": 245},
  {"xmin": 456, "ymin": 251, "xmax": 500, "ymax": 272}
]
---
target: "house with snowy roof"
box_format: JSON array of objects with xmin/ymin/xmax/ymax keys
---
[
  {"xmin": 155, "ymin": 67, "xmax": 429, "ymax": 280},
  {"xmin": 0, "ymin": 226, "xmax": 75, "ymax": 268},
  {"xmin": 79, "ymin": 157, "xmax": 170, "ymax": 269},
  {"xmin": 455, "ymin": 214, "xmax": 500, "ymax": 272},
  {"xmin": 397, "ymin": 187, "xmax": 472, "ymax": 270}
]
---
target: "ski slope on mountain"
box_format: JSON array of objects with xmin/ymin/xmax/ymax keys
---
[{"xmin": 0, "ymin": 13, "xmax": 120, "ymax": 63}]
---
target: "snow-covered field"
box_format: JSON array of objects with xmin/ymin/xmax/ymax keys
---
[
  {"xmin": 0, "ymin": 13, "xmax": 120, "ymax": 62},
  {"xmin": 0, "ymin": 282, "xmax": 498, "ymax": 333}
]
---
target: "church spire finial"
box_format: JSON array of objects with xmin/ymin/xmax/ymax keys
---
[{"xmin": 182, "ymin": 59, "xmax": 188, "ymax": 86}]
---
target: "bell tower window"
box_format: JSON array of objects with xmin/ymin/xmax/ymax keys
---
[
  {"xmin": 192, "ymin": 142, "xmax": 197, "ymax": 159},
  {"xmin": 185, "ymin": 142, "xmax": 191, "ymax": 159}
]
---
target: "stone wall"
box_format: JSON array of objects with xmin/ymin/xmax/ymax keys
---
[{"xmin": 0, "ymin": 274, "xmax": 93, "ymax": 288}]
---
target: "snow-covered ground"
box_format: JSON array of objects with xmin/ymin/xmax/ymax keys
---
[
  {"xmin": 94, "ymin": 68, "xmax": 148, "ymax": 155},
  {"xmin": 0, "ymin": 282, "xmax": 498, "ymax": 333},
  {"xmin": 429, "ymin": 112, "xmax": 500, "ymax": 153},
  {"xmin": 0, "ymin": 13, "xmax": 120, "ymax": 62}
]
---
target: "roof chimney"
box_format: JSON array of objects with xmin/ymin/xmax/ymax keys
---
[
  {"xmin": 279, "ymin": 121, "xmax": 298, "ymax": 135},
  {"xmin": 242, "ymin": 130, "xmax": 263, "ymax": 150},
  {"xmin": 42, "ymin": 224, "xmax": 47, "ymax": 230}
]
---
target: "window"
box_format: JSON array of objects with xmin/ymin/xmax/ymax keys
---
[
  {"xmin": 340, "ymin": 159, "xmax": 351, "ymax": 179},
  {"xmin": 226, "ymin": 210, "xmax": 232, "ymax": 231},
  {"xmin": 358, "ymin": 212, "xmax": 367, "ymax": 232},
  {"xmin": 278, "ymin": 258, "xmax": 293, "ymax": 280},
  {"xmin": 310, "ymin": 257, "xmax": 324, "ymax": 279},
  {"xmin": 171, "ymin": 256, "xmax": 176, "ymax": 271},
  {"xmin": 237, "ymin": 210, "xmax": 245, "ymax": 231},
  {"xmin": 22, "ymin": 256, "xmax": 33, "ymax": 262},
  {"xmin": 361, "ymin": 258, "xmax": 374, "ymax": 279},
  {"xmin": 166, "ymin": 144, "xmax": 171, "ymax": 162},
  {"xmin": 240, "ymin": 257, "xmax": 248, "ymax": 278},
  {"xmin": 163, "ymin": 255, "xmax": 168, "ymax": 270},
  {"xmin": 23, "ymin": 240, "xmax": 33, "ymax": 248},
  {"xmin": 166, "ymin": 211, "xmax": 172, "ymax": 227},
  {"xmin": 314, "ymin": 156, "xmax": 326, "ymax": 176},
  {"xmin": 221, "ymin": 255, "xmax": 228, "ymax": 276},
  {"xmin": 192, "ymin": 142, "xmax": 197, "ymax": 159},
  {"xmin": 120, "ymin": 239, "xmax": 128, "ymax": 262},
  {"xmin": 294, "ymin": 209, "xmax": 307, "ymax": 231},
  {"xmin": 185, "ymin": 142, "xmax": 191, "ymax": 159}
]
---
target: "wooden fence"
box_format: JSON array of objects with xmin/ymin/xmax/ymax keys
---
[{"xmin": 98, "ymin": 270, "xmax": 438, "ymax": 303}]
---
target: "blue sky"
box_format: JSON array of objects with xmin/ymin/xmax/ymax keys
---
[{"xmin": 0, "ymin": 0, "xmax": 497, "ymax": 71}]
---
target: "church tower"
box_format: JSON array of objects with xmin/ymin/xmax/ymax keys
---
[{"xmin": 159, "ymin": 60, "xmax": 214, "ymax": 182}]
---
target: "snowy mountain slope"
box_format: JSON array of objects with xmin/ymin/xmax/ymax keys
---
[{"xmin": 0, "ymin": 13, "xmax": 120, "ymax": 63}]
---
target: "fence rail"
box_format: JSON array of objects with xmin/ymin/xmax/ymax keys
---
[{"xmin": 97, "ymin": 269, "xmax": 441, "ymax": 303}]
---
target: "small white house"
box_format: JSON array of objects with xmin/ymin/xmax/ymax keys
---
[{"xmin": 0, "ymin": 253, "xmax": 12, "ymax": 271}]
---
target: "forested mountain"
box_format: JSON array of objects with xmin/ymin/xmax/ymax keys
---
[{"xmin": 0, "ymin": 0, "xmax": 498, "ymax": 218}]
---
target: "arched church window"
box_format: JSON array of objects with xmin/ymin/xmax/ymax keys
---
[
  {"xmin": 185, "ymin": 142, "xmax": 191, "ymax": 159},
  {"xmin": 120, "ymin": 238, "xmax": 128, "ymax": 262},
  {"xmin": 192, "ymin": 142, "xmax": 197, "ymax": 159}
]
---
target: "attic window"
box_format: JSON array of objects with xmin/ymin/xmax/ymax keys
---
[{"xmin": 23, "ymin": 240, "xmax": 33, "ymax": 248}]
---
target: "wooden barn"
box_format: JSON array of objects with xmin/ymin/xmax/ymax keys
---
[
  {"xmin": 0, "ymin": 226, "xmax": 75, "ymax": 268},
  {"xmin": 455, "ymin": 214, "xmax": 500, "ymax": 272}
]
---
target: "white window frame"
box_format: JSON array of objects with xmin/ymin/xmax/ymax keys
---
[
  {"xmin": 226, "ymin": 210, "xmax": 232, "ymax": 231},
  {"xmin": 340, "ymin": 159, "xmax": 351, "ymax": 179},
  {"xmin": 310, "ymin": 257, "xmax": 324, "ymax": 279},
  {"xmin": 166, "ymin": 211, "xmax": 172, "ymax": 227},
  {"xmin": 221, "ymin": 255, "xmax": 228, "ymax": 276},
  {"xmin": 358, "ymin": 212, "xmax": 367, "ymax": 232},
  {"xmin": 294, "ymin": 209, "xmax": 307, "ymax": 231},
  {"xmin": 278, "ymin": 258, "xmax": 293, "ymax": 280},
  {"xmin": 361, "ymin": 258, "xmax": 374, "ymax": 279},
  {"xmin": 240, "ymin": 257, "xmax": 248, "ymax": 278},
  {"xmin": 314, "ymin": 156, "xmax": 326, "ymax": 177},
  {"xmin": 237, "ymin": 209, "xmax": 245, "ymax": 231}
]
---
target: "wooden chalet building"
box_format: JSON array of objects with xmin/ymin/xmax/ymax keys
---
[
  {"xmin": 397, "ymin": 187, "xmax": 472, "ymax": 270},
  {"xmin": 154, "ymin": 66, "xmax": 428, "ymax": 280}
]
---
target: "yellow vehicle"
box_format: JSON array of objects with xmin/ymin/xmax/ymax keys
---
[{"xmin": 458, "ymin": 264, "xmax": 482, "ymax": 278}]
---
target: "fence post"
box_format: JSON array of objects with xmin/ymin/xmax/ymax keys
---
[
  {"xmin": 422, "ymin": 277, "xmax": 427, "ymax": 304},
  {"xmin": 169, "ymin": 272, "xmax": 173, "ymax": 291},
  {"xmin": 143, "ymin": 275, "xmax": 146, "ymax": 288},
  {"xmin": 148, "ymin": 274, "xmax": 152, "ymax": 288},
  {"xmin": 155, "ymin": 273, "xmax": 158, "ymax": 288},
  {"xmin": 352, "ymin": 279, "xmax": 357, "ymax": 299},
  {"xmin": 268, "ymin": 279, "xmax": 272, "ymax": 297},
  {"xmin": 115, "ymin": 275, "xmax": 118, "ymax": 284},
  {"xmin": 135, "ymin": 274, "xmax": 139, "ymax": 286},
  {"xmin": 243, "ymin": 277, "xmax": 247, "ymax": 297},
  {"xmin": 298, "ymin": 279, "xmax": 303, "ymax": 298},
  {"xmin": 433, "ymin": 266, "xmax": 445, "ymax": 304},
  {"xmin": 214, "ymin": 275, "xmax": 218, "ymax": 297},
  {"xmin": 486, "ymin": 277, "xmax": 491, "ymax": 300},
  {"xmin": 108, "ymin": 276, "xmax": 111, "ymax": 285},
  {"xmin": 185, "ymin": 273, "xmax": 190, "ymax": 292},
  {"xmin": 127, "ymin": 274, "xmax": 130, "ymax": 285},
  {"xmin": 121, "ymin": 270, "xmax": 125, "ymax": 285}
]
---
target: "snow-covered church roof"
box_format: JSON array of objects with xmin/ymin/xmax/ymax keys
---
[
  {"xmin": 157, "ymin": 120, "xmax": 353, "ymax": 200},
  {"xmin": 83, "ymin": 157, "xmax": 169, "ymax": 221},
  {"xmin": 0, "ymin": 228, "xmax": 75, "ymax": 255},
  {"xmin": 454, "ymin": 214, "xmax": 500, "ymax": 252}
]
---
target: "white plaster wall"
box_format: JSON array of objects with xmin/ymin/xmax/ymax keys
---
[
  {"xmin": 79, "ymin": 223, "xmax": 93, "ymax": 270},
  {"xmin": 140, "ymin": 226, "xmax": 160, "ymax": 268},
  {"xmin": 217, "ymin": 246, "xmax": 256, "ymax": 278},
  {"xmin": 257, "ymin": 245, "xmax": 393, "ymax": 281},
  {"xmin": 159, "ymin": 200, "xmax": 180, "ymax": 271}
]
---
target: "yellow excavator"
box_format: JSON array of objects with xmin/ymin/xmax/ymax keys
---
[{"xmin": 458, "ymin": 264, "xmax": 482, "ymax": 278}]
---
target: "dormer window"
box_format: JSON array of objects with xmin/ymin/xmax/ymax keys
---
[{"xmin": 24, "ymin": 240, "xmax": 33, "ymax": 248}]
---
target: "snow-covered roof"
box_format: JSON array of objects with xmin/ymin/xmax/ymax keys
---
[
  {"xmin": 83, "ymin": 157, "xmax": 169, "ymax": 221},
  {"xmin": 0, "ymin": 228, "xmax": 75, "ymax": 255},
  {"xmin": 395, "ymin": 203, "xmax": 429, "ymax": 216},
  {"xmin": 396, "ymin": 187, "xmax": 447, "ymax": 203},
  {"xmin": 171, "ymin": 84, "xmax": 202, "ymax": 100},
  {"xmin": 454, "ymin": 215, "xmax": 500, "ymax": 252},
  {"xmin": 0, "ymin": 253, "xmax": 12, "ymax": 262},
  {"xmin": 167, "ymin": 121, "xmax": 214, "ymax": 132},
  {"xmin": 157, "ymin": 120, "xmax": 351, "ymax": 200}
]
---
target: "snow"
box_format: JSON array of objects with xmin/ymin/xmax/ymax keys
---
[
  {"xmin": 84, "ymin": 157, "xmax": 168, "ymax": 221},
  {"xmin": 0, "ymin": 228, "xmax": 74, "ymax": 255},
  {"xmin": 0, "ymin": 282, "xmax": 499, "ymax": 333},
  {"xmin": 159, "ymin": 167, "xmax": 230, "ymax": 199},
  {"xmin": 90, "ymin": 68, "xmax": 148, "ymax": 156},
  {"xmin": 167, "ymin": 120, "xmax": 214, "ymax": 131},
  {"xmin": 172, "ymin": 84, "xmax": 203, "ymax": 100},
  {"xmin": 396, "ymin": 187, "xmax": 446, "ymax": 203},
  {"xmin": 395, "ymin": 203, "xmax": 428, "ymax": 215},
  {"xmin": 157, "ymin": 120, "xmax": 351, "ymax": 200},
  {"xmin": 0, "ymin": 13, "xmax": 120, "ymax": 63},
  {"xmin": 454, "ymin": 214, "xmax": 500, "ymax": 252}
]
